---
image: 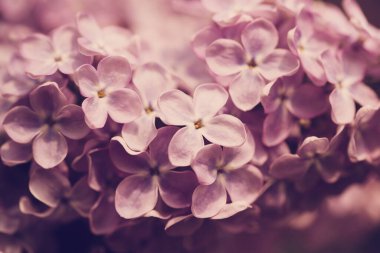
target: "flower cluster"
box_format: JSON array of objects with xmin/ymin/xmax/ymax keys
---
[{"xmin": 1, "ymin": 0, "xmax": 380, "ymax": 252}]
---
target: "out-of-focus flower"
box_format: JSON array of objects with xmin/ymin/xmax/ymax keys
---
[{"xmin": 19, "ymin": 26, "xmax": 92, "ymax": 76}]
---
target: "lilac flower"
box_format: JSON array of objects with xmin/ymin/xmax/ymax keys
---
[
  {"xmin": 0, "ymin": 141, "xmax": 32, "ymax": 166},
  {"xmin": 158, "ymin": 83, "xmax": 246, "ymax": 166},
  {"xmin": 348, "ymin": 106, "xmax": 380, "ymax": 165},
  {"xmin": 261, "ymin": 73, "xmax": 328, "ymax": 146},
  {"xmin": 111, "ymin": 126, "xmax": 198, "ymax": 219},
  {"xmin": 19, "ymin": 26, "xmax": 92, "ymax": 76},
  {"xmin": 321, "ymin": 49, "xmax": 378, "ymax": 124},
  {"xmin": 76, "ymin": 13, "xmax": 132, "ymax": 57},
  {"xmin": 121, "ymin": 62, "xmax": 174, "ymax": 153},
  {"xmin": 270, "ymin": 136, "xmax": 345, "ymax": 186},
  {"xmin": 75, "ymin": 56, "xmax": 142, "ymax": 129},
  {"xmin": 190, "ymin": 131, "xmax": 263, "ymax": 218},
  {"xmin": 206, "ymin": 18, "xmax": 300, "ymax": 111},
  {"xmin": 2, "ymin": 82, "xmax": 89, "ymax": 168}
]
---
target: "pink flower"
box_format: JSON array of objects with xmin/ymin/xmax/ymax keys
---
[
  {"xmin": 158, "ymin": 83, "xmax": 246, "ymax": 166},
  {"xmin": 2, "ymin": 82, "xmax": 89, "ymax": 168},
  {"xmin": 76, "ymin": 13, "xmax": 132, "ymax": 57},
  {"xmin": 191, "ymin": 132, "xmax": 263, "ymax": 218},
  {"xmin": 121, "ymin": 62, "xmax": 174, "ymax": 153},
  {"xmin": 19, "ymin": 26, "xmax": 92, "ymax": 76},
  {"xmin": 206, "ymin": 18, "xmax": 300, "ymax": 111},
  {"xmin": 321, "ymin": 49, "xmax": 378, "ymax": 124},
  {"xmin": 75, "ymin": 56, "xmax": 143, "ymax": 129},
  {"xmin": 111, "ymin": 127, "xmax": 198, "ymax": 219}
]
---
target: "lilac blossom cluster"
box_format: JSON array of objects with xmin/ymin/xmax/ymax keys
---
[{"xmin": 1, "ymin": 0, "xmax": 380, "ymax": 252}]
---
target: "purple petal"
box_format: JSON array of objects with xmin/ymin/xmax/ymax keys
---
[
  {"xmin": 32, "ymin": 128, "xmax": 68, "ymax": 169},
  {"xmin": 0, "ymin": 141, "xmax": 32, "ymax": 166},
  {"xmin": 158, "ymin": 89, "xmax": 195, "ymax": 125},
  {"xmin": 259, "ymin": 49, "xmax": 300, "ymax": 80},
  {"xmin": 29, "ymin": 82, "xmax": 67, "ymax": 117},
  {"xmin": 270, "ymin": 154, "xmax": 309, "ymax": 180},
  {"xmin": 329, "ymin": 88, "xmax": 355, "ymax": 124},
  {"xmin": 191, "ymin": 25, "xmax": 221, "ymax": 59},
  {"xmin": 224, "ymin": 165, "xmax": 263, "ymax": 203},
  {"xmin": 159, "ymin": 170, "xmax": 198, "ymax": 208},
  {"xmin": 90, "ymin": 193, "xmax": 121, "ymax": 235},
  {"xmin": 348, "ymin": 83, "xmax": 379, "ymax": 107},
  {"xmin": 148, "ymin": 126, "xmax": 178, "ymax": 166},
  {"xmin": 229, "ymin": 69, "xmax": 265, "ymax": 111},
  {"xmin": 202, "ymin": 114, "xmax": 246, "ymax": 147},
  {"xmin": 262, "ymin": 105, "xmax": 293, "ymax": 147},
  {"xmin": 320, "ymin": 49, "xmax": 343, "ymax": 85},
  {"xmin": 98, "ymin": 56, "xmax": 132, "ymax": 89},
  {"xmin": 297, "ymin": 137, "xmax": 330, "ymax": 158},
  {"xmin": 191, "ymin": 144, "xmax": 222, "ymax": 185},
  {"xmin": 69, "ymin": 177, "xmax": 98, "ymax": 217},
  {"xmin": 288, "ymin": 83, "xmax": 328, "ymax": 119},
  {"xmin": 55, "ymin": 105, "xmax": 89, "ymax": 140},
  {"xmin": 191, "ymin": 179, "xmax": 226, "ymax": 218},
  {"xmin": 115, "ymin": 175, "xmax": 158, "ymax": 219},
  {"xmin": 19, "ymin": 196, "xmax": 55, "ymax": 218},
  {"xmin": 76, "ymin": 12, "xmax": 102, "ymax": 42},
  {"xmin": 109, "ymin": 137, "xmax": 151, "ymax": 174},
  {"xmin": 193, "ymin": 83, "xmax": 228, "ymax": 119},
  {"xmin": 82, "ymin": 97, "xmax": 108, "ymax": 129},
  {"xmin": 121, "ymin": 115, "xmax": 157, "ymax": 152},
  {"xmin": 241, "ymin": 18, "xmax": 279, "ymax": 59},
  {"xmin": 168, "ymin": 127, "xmax": 204, "ymax": 166},
  {"xmin": 132, "ymin": 62, "xmax": 170, "ymax": 106},
  {"xmin": 75, "ymin": 64, "xmax": 99, "ymax": 97},
  {"xmin": 29, "ymin": 168, "xmax": 70, "ymax": 207},
  {"xmin": 20, "ymin": 34, "xmax": 54, "ymax": 59},
  {"xmin": 211, "ymin": 202, "xmax": 250, "ymax": 220},
  {"xmin": 205, "ymin": 38, "xmax": 245, "ymax": 76},
  {"xmin": 3, "ymin": 106, "xmax": 42, "ymax": 144},
  {"xmin": 107, "ymin": 89, "xmax": 142, "ymax": 124}
]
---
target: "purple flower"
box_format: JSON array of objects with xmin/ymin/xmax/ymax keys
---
[
  {"xmin": 2, "ymin": 82, "xmax": 89, "ymax": 168},
  {"xmin": 321, "ymin": 49, "xmax": 378, "ymax": 124},
  {"xmin": 261, "ymin": 73, "xmax": 328, "ymax": 146},
  {"xmin": 75, "ymin": 56, "xmax": 143, "ymax": 129},
  {"xmin": 190, "ymin": 130, "xmax": 263, "ymax": 218},
  {"xmin": 158, "ymin": 83, "xmax": 246, "ymax": 166},
  {"xmin": 19, "ymin": 26, "xmax": 92, "ymax": 76},
  {"xmin": 206, "ymin": 18, "xmax": 300, "ymax": 111},
  {"xmin": 121, "ymin": 62, "xmax": 174, "ymax": 153},
  {"xmin": 111, "ymin": 126, "xmax": 198, "ymax": 219}
]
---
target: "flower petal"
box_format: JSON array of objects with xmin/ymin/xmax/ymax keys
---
[
  {"xmin": 263, "ymin": 105, "xmax": 293, "ymax": 147},
  {"xmin": 348, "ymin": 83, "xmax": 379, "ymax": 107},
  {"xmin": 121, "ymin": 115, "xmax": 157, "ymax": 152},
  {"xmin": 107, "ymin": 89, "xmax": 142, "ymax": 123},
  {"xmin": 270, "ymin": 154, "xmax": 309, "ymax": 180},
  {"xmin": 29, "ymin": 168, "xmax": 70, "ymax": 207},
  {"xmin": 211, "ymin": 201, "xmax": 250, "ymax": 220},
  {"xmin": 288, "ymin": 83, "xmax": 328, "ymax": 119},
  {"xmin": 229, "ymin": 69, "xmax": 265, "ymax": 111},
  {"xmin": 259, "ymin": 49, "xmax": 300, "ymax": 80},
  {"xmin": 76, "ymin": 12, "xmax": 102, "ymax": 42},
  {"xmin": 98, "ymin": 56, "xmax": 132, "ymax": 89},
  {"xmin": 224, "ymin": 165, "xmax": 263, "ymax": 203},
  {"xmin": 329, "ymin": 88, "xmax": 355, "ymax": 124},
  {"xmin": 205, "ymin": 39, "xmax": 246, "ymax": 76},
  {"xmin": 168, "ymin": 127, "xmax": 204, "ymax": 167},
  {"xmin": 33, "ymin": 129, "xmax": 68, "ymax": 169},
  {"xmin": 58, "ymin": 53, "xmax": 93, "ymax": 75},
  {"xmin": 29, "ymin": 82, "xmax": 67, "ymax": 117},
  {"xmin": 191, "ymin": 179, "xmax": 226, "ymax": 218},
  {"xmin": 0, "ymin": 141, "xmax": 32, "ymax": 166},
  {"xmin": 55, "ymin": 105, "xmax": 89, "ymax": 139},
  {"xmin": 191, "ymin": 144, "xmax": 222, "ymax": 185},
  {"xmin": 75, "ymin": 64, "xmax": 99, "ymax": 97},
  {"xmin": 202, "ymin": 114, "xmax": 246, "ymax": 147},
  {"xmin": 193, "ymin": 83, "xmax": 228, "ymax": 119},
  {"xmin": 159, "ymin": 170, "xmax": 198, "ymax": 208},
  {"xmin": 82, "ymin": 97, "xmax": 108, "ymax": 129},
  {"xmin": 3, "ymin": 106, "xmax": 42, "ymax": 144},
  {"xmin": 20, "ymin": 34, "xmax": 54, "ymax": 60},
  {"xmin": 148, "ymin": 126, "xmax": 178, "ymax": 167},
  {"xmin": 241, "ymin": 18, "xmax": 279, "ymax": 59},
  {"xmin": 158, "ymin": 89, "xmax": 195, "ymax": 125},
  {"xmin": 115, "ymin": 175, "xmax": 158, "ymax": 219},
  {"xmin": 297, "ymin": 137, "xmax": 330, "ymax": 158}
]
